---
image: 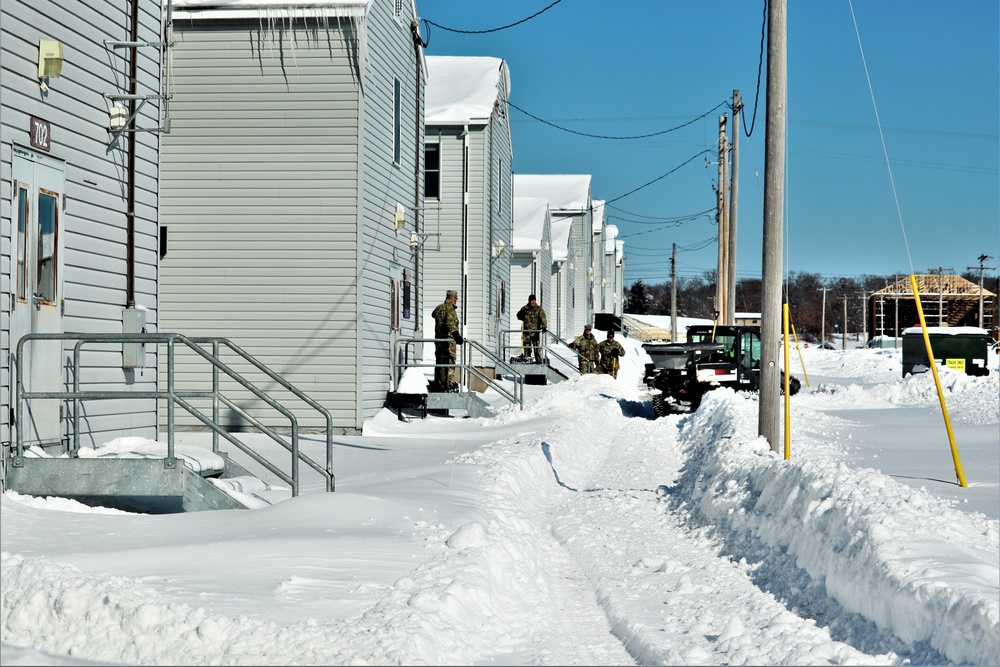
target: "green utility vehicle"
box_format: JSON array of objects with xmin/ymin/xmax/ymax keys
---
[{"xmin": 643, "ymin": 325, "xmax": 801, "ymax": 417}]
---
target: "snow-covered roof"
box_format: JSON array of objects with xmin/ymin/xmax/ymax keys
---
[
  {"xmin": 426, "ymin": 56, "xmax": 508, "ymax": 125},
  {"xmin": 174, "ymin": 0, "xmax": 366, "ymax": 8},
  {"xmin": 902, "ymin": 326, "xmax": 989, "ymax": 336},
  {"xmin": 591, "ymin": 200, "xmax": 605, "ymax": 233},
  {"xmin": 550, "ymin": 219, "xmax": 573, "ymax": 262},
  {"xmin": 172, "ymin": 0, "xmax": 368, "ymax": 20},
  {"xmin": 512, "ymin": 197, "xmax": 548, "ymax": 251},
  {"xmin": 513, "ymin": 174, "xmax": 591, "ymax": 212},
  {"xmin": 604, "ymin": 224, "xmax": 618, "ymax": 253}
]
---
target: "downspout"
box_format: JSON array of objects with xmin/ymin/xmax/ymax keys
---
[
  {"xmin": 487, "ymin": 115, "xmax": 494, "ymax": 339},
  {"xmin": 126, "ymin": 0, "xmax": 140, "ymax": 307},
  {"xmin": 410, "ymin": 19, "xmax": 423, "ymax": 330},
  {"xmin": 461, "ymin": 123, "xmax": 469, "ymax": 330}
]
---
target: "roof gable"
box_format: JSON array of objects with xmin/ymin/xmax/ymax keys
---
[
  {"xmin": 426, "ymin": 56, "xmax": 507, "ymax": 124},
  {"xmin": 513, "ymin": 174, "xmax": 591, "ymax": 212}
]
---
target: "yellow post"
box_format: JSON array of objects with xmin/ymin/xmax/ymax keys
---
[
  {"xmin": 783, "ymin": 303, "xmax": 791, "ymax": 460},
  {"xmin": 910, "ymin": 274, "xmax": 967, "ymax": 487},
  {"xmin": 790, "ymin": 322, "xmax": 810, "ymax": 388}
]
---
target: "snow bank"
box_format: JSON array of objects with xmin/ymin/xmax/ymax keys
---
[{"xmin": 670, "ymin": 389, "xmax": 1000, "ymax": 665}]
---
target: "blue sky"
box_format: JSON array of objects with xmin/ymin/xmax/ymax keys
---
[{"xmin": 417, "ymin": 0, "xmax": 999, "ymax": 286}]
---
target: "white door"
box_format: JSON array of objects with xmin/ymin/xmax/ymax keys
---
[{"xmin": 11, "ymin": 147, "xmax": 65, "ymax": 447}]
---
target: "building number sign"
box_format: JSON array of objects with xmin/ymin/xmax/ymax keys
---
[{"xmin": 30, "ymin": 116, "xmax": 51, "ymax": 151}]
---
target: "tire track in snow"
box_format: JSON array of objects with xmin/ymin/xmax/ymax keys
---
[{"xmin": 546, "ymin": 409, "xmax": 897, "ymax": 665}]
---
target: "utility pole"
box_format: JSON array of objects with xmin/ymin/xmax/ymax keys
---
[
  {"xmin": 817, "ymin": 287, "xmax": 830, "ymax": 345},
  {"xmin": 935, "ymin": 266, "xmax": 953, "ymax": 326},
  {"xmin": 758, "ymin": 0, "xmax": 786, "ymax": 452},
  {"xmin": 727, "ymin": 90, "xmax": 741, "ymax": 328},
  {"xmin": 838, "ymin": 295, "xmax": 848, "ymax": 350},
  {"xmin": 670, "ymin": 243, "xmax": 678, "ymax": 342},
  {"xmin": 858, "ymin": 291, "xmax": 869, "ymax": 344},
  {"xmin": 967, "ymin": 254, "xmax": 996, "ymax": 328},
  {"xmin": 715, "ymin": 114, "xmax": 729, "ymax": 324}
]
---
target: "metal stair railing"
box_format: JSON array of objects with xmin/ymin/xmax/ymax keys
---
[
  {"xmin": 499, "ymin": 328, "xmax": 583, "ymax": 377},
  {"xmin": 392, "ymin": 337, "xmax": 524, "ymax": 409},
  {"xmin": 13, "ymin": 332, "xmax": 334, "ymax": 497}
]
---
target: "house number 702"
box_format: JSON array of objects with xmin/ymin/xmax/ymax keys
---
[{"xmin": 30, "ymin": 116, "xmax": 51, "ymax": 151}]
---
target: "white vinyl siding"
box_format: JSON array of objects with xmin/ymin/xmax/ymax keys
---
[
  {"xmin": 160, "ymin": 4, "xmax": 421, "ymax": 432},
  {"xmin": 2, "ymin": 0, "xmax": 162, "ymax": 449}
]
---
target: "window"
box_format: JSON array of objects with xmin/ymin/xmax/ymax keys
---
[
  {"xmin": 425, "ymin": 143, "xmax": 440, "ymax": 198},
  {"xmin": 393, "ymin": 78, "xmax": 402, "ymax": 165},
  {"xmin": 16, "ymin": 184, "xmax": 27, "ymax": 300},
  {"xmin": 36, "ymin": 190, "xmax": 58, "ymax": 303},
  {"xmin": 390, "ymin": 278, "xmax": 400, "ymax": 331}
]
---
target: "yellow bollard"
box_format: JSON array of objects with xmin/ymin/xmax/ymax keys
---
[{"xmin": 910, "ymin": 275, "xmax": 967, "ymax": 488}]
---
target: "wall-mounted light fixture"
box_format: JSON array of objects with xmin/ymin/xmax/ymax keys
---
[
  {"xmin": 394, "ymin": 203, "xmax": 406, "ymax": 231},
  {"xmin": 109, "ymin": 103, "xmax": 128, "ymax": 130},
  {"xmin": 37, "ymin": 40, "xmax": 63, "ymax": 92}
]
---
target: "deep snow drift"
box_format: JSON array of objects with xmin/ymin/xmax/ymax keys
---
[{"xmin": 2, "ymin": 334, "xmax": 998, "ymax": 665}]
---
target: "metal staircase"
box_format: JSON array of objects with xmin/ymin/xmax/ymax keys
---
[
  {"xmin": 389, "ymin": 337, "xmax": 525, "ymax": 420},
  {"xmin": 7, "ymin": 332, "xmax": 335, "ymax": 511}
]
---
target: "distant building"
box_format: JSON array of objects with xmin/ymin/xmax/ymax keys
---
[
  {"xmin": 869, "ymin": 275, "xmax": 996, "ymax": 337},
  {"xmin": 159, "ymin": 0, "xmax": 425, "ymax": 433},
  {"xmin": 549, "ymin": 219, "xmax": 577, "ymax": 340},
  {"xmin": 514, "ymin": 175, "xmax": 593, "ymax": 336},
  {"xmin": 735, "ymin": 312, "xmax": 762, "ymax": 327},
  {"xmin": 423, "ymin": 55, "xmax": 513, "ymax": 378},
  {"xmin": 591, "ymin": 200, "xmax": 607, "ymax": 313},
  {"xmin": 510, "ymin": 197, "xmax": 552, "ymax": 351}
]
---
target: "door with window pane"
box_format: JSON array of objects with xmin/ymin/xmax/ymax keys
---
[{"xmin": 11, "ymin": 147, "xmax": 65, "ymax": 447}]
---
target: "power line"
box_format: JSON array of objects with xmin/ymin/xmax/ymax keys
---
[
  {"xmin": 422, "ymin": 0, "xmax": 564, "ymax": 35},
  {"xmin": 603, "ymin": 149, "xmax": 714, "ymax": 208},
  {"xmin": 505, "ymin": 98, "xmax": 728, "ymax": 141},
  {"xmin": 608, "ymin": 207, "xmax": 715, "ymax": 226}
]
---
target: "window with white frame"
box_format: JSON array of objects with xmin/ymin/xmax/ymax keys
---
[{"xmin": 393, "ymin": 78, "xmax": 402, "ymax": 165}]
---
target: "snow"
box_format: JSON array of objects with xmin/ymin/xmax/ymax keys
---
[
  {"xmin": 512, "ymin": 196, "xmax": 548, "ymax": 250},
  {"xmin": 2, "ymin": 332, "xmax": 999, "ymax": 666},
  {"xmin": 513, "ymin": 174, "xmax": 592, "ymax": 212},
  {"xmin": 592, "ymin": 199, "xmax": 605, "ymax": 232},
  {"xmin": 425, "ymin": 56, "xmax": 508, "ymax": 125},
  {"xmin": 549, "ymin": 218, "xmax": 573, "ymax": 262}
]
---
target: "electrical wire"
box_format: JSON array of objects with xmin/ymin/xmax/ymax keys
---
[
  {"xmin": 848, "ymin": 0, "xmax": 913, "ymax": 275},
  {"xmin": 603, "ymin": 149, "xmax": 714, "ymax": 207},
  {"xmin": 505, "ymin": 99, "xmax": 728, "ymax": 141},
  {"xmin": 743, "ymin": 0, "xmax": 767, "ymax": 138},
  {"xmin": 422, "ymin": 0, "xmax": 564, "ymax": 35},
  {"xmin": 608, "ymin": 207, "xmax": 715, "ymax": 226}
]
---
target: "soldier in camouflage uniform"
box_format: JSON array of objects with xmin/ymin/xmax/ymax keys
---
[
  {"xmin": 431, "ymin": 290, "xmax": 463, "ymax": 391},
  {"xmin": 516, "ymin": 294, "xmax": 548, "ymax": 363},
  {"xmin": 596, "ymin": 330, "xmax": 625, "ymax": 378},
  {"xmin": 569, "ymin": 324, "xmax": 600, "ymax": 373}
]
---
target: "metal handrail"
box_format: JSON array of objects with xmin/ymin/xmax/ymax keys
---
[
  {"xmin": 498, "ymin": 328, "xmax": 583, "ymax": 377},
  {"xmin": 13, "ymin": 332, "xmax": 335, "ymax": 496},
  {"xmin": 392, "ymin": 337, "xmax": 524, "ymax": 409}
]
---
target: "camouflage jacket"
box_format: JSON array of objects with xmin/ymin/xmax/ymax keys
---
[
  {"xmin": 432, "ymin": 300, "xmax": 459, "ymax": 339},
  {"xmin": 597, "ymin": 339, "xmax": 625, "ymax": 369},
  {"xmin": 570, "ymin": 334, "xmax": 600, "ymax": 361},
  {"xmin": 516, "ymin": 303, "xmax": 548, "ymax": 331}
]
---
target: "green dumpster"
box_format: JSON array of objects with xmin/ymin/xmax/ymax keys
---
[{"xmin": 901, "ymin": 326, "xmax": 991, "ymax": 377}]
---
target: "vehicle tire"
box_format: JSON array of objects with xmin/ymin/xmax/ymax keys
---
[{"xmin": 652, "ymin": 393, "xmax": 667, "ymax": 419}]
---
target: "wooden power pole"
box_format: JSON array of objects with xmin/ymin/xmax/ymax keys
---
[
  {"xmin": 715, "ymin": 114, "xmax": 729, "ymax": 324},
  {"xmin": 727, "ymin": 90, "xmax": 741, "ymax": 327},
  {"xmin": 967, "ymin": 254, "xmax": 996, "ymax": 328},
  {"xmin": 758, "ymin": 0, "xmax": 786, "ymax": 451},
  {"xmin": 670, "ymin": 243, "xmax": 678, "ymax": 342}
]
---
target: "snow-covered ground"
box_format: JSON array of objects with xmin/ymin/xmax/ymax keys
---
[{"xmin": 2, "ymin": 331, "xmax": 998, "ymax": 665}]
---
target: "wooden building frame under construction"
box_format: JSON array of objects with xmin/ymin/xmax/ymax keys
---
[{"xmin": 868, "ymin": 274, "xmax": 996, "ymax": 338}]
